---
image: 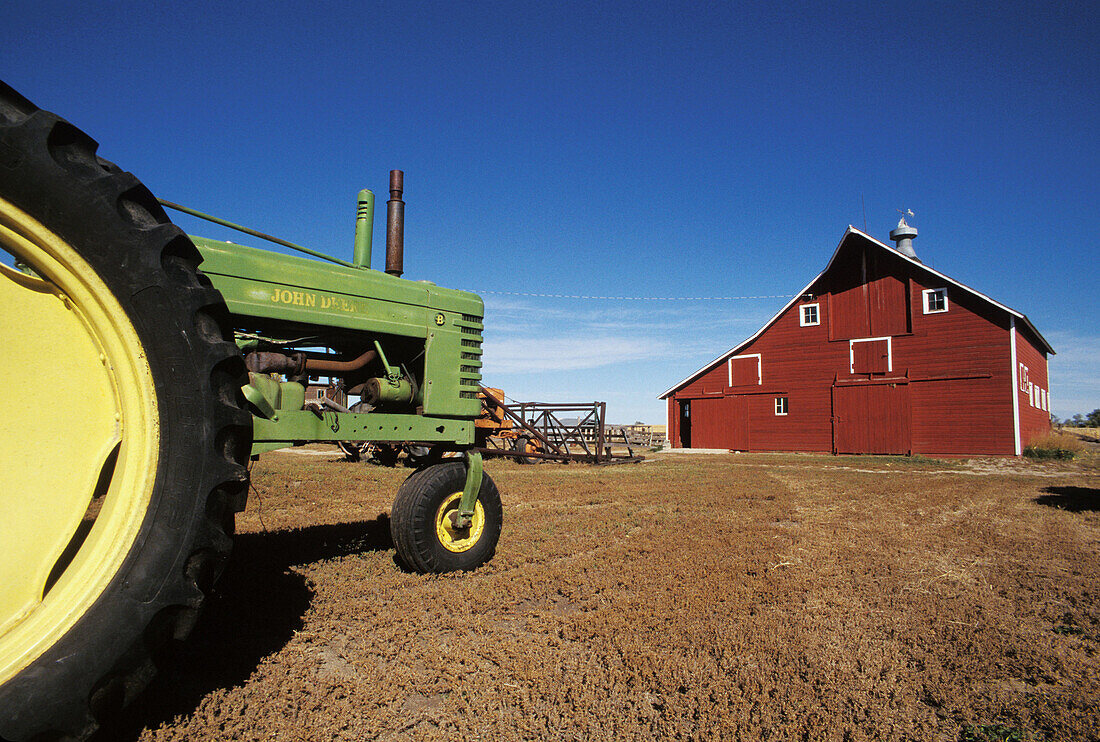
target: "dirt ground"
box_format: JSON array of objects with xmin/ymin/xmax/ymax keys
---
[{"xmin": 104, "ymin": 448, "xmax": 1099, "ymax": 741}]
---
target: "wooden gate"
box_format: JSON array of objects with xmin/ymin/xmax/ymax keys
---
[{"xmin": 832, "ymin": 383, "xmax": 911, "ymax": 454}]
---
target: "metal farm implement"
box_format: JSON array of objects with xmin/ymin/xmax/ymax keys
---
[
  {"xmin": 475, "ymin": 389, "xmax": 644, "ymax": 465},
  {"xmin": 0, "ymin": 82, "xmax": 501, "ymax": 741}
]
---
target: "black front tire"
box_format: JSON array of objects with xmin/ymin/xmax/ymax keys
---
[{"xmin": 390, "ymin": 461, "xmax": 503, "ymax": 573}]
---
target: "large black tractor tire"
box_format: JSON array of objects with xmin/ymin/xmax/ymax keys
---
[
  {"xmin": 0, "ymin": 82, "xmax": 251, "ymax": 741},
  {"xmin": 390, "ymin": 461, "xmax": 503, "ymax": 573}
]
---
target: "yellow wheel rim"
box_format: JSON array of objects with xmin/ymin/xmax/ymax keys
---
[
  {"xmin": 434, "ymin": 492, "xmax": 486, "ymax": 553},
  {"xmin": 0, "ymin": 196, "xmax": 159, "ymax": 684}
]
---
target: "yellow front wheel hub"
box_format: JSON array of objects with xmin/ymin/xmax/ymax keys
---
[
  {"xmin": 435, "ymin": 493, "xmax": 486, "ymax": 553},
  {"xmin": 0, "ymin": 196, "xmax": 159, "ymax": 685}
]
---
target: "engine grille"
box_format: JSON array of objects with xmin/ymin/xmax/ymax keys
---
[{"xmin": 454, "ymin": 312, "xmax": 483, "ymax": 399}]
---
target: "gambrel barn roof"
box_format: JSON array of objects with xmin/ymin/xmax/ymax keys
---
[{"xmin": 660, "ymin": 226, "xmax": 1054, "ymax": 399}]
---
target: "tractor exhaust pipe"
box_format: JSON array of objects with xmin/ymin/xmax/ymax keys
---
[{"xmin": 385, "ymin": 169, "xmax": 404, "ymax": 277}]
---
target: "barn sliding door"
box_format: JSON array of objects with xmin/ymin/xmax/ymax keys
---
[
  {"xmin": 726, "ymin": 395, "xmax": 750, "ymax": 450},
  {"xmin": 689, "ymin": 396, "xmax": 750, "ymax": 449},
  {"xmin": 832, "ymin": 384, "xmax": 911, "ymax": 454},
  {"xmin": 689, "ymin": 398, "xmax": 724, "ymax": 448}
]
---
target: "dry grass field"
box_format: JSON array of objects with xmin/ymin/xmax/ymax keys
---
[
  {"xmin": 1062, "ymin": 427, "xmax": 1100, "ymax": 445},
  {"xmin": 104, "ymin": 448, "xmax": 1099, "ymax": 742}
]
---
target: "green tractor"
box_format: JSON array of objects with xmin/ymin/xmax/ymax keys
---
[{"xmin": 0, "ymin": 81, "xmax": 502, "ymax": 741}]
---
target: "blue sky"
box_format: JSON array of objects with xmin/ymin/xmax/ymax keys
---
[{"xmin": 4, "ymin": 0, "xmax": 1097, "ymax": 423}]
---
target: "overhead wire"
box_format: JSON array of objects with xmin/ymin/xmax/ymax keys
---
[{"xmin": 472, "ymin": 290, "xmax": 791, "ymax": 301}]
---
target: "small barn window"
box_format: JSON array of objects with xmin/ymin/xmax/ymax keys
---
[
  {"xmin": 922, "ymin": 288, "xmax": 948, "ymax": 314},
  {"xmin": 800, "ymin": 304, "xmax": 820, "ymax": 326},
  {"xmin": 775, "ymin": 396, "xmax": 788, "ymax": 415}
]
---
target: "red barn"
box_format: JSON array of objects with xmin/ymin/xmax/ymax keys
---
[{"xmin": 660, "ymin": 225, "xmax": 1053, "ymax": 456}]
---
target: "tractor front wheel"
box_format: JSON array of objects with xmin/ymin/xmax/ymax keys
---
[{"xmin": 390, "ymin": 461, "xmax": 503, "ymax": 573}]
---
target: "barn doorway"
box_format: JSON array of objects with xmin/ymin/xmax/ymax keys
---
[
  {"xmin": 683, "ymin": 396, "xmax": 750, "ymax": 450},
  {"xmin": 832, "ymin": 383, "xmax": 911, "ymax": 454},
  {"xmin": 678, "ymin": 400, "xmax": 691, "ymax": 448}
]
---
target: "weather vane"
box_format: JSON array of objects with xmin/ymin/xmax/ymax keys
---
[{"xmin": 896, "ymin": 208, "xmax": 914, "ymax": 228}]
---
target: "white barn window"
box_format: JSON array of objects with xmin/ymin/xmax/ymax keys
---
[
  {"xmin": 922, "ymin": 288, "xmax": 948, "ymax": 314},
  {"xmin": 799, "ymin": 304, "xmax": 820, "ymax": 326},
  {"xmin": 775, "ymin": 396, "xmax": 788, "ymax": 415}
]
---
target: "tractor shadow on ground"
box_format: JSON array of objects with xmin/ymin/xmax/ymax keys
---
[
  {"xmin": 1035, "ymin": 486, "xmax": 1100, "ymax": 513},
  {"xmin": 97, "ymin": 515, "xmax": 394, "ymax": 742}
]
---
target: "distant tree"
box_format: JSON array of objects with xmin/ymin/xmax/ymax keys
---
[
  {"xmin": 1086, "ymin": 409, "xmax": 1100, "ymax": 428},
  {"xmin": 1050, "ymin": 413, "xmax": 1061, "ymax": 427},
  {"xmin": 1071, "ymin": 413, "xmax": 1086, "ymax": 427}
]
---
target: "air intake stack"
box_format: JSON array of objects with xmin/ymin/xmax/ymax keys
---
[{"xmin": 890, "ymin": 215, "xmax": 919, "ymax": 261}]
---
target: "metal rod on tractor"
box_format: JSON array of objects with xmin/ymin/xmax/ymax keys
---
[{"xmin": 157, "ymin": 198, "xmax": 359, "ymax": 269}]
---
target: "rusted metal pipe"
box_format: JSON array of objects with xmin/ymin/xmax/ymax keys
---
[
  {"xmin": 385, "ymin": 169, "xmax": 404, "ymax": 277},
  {"xmin": 245, "ymin": 351, "xmax": 306, "ymax": 376},
  {"xmin": 245, "ymin": 348, "xmax": 378, "ymax": 377},
  {"xmin": 303, "ymin": 348, "xmax": 378, "ymax": 375}
]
